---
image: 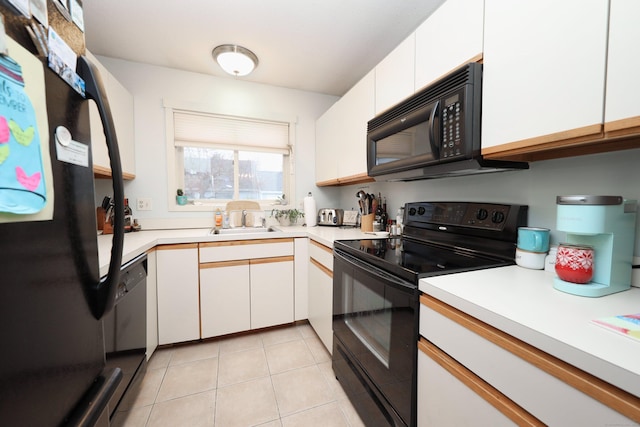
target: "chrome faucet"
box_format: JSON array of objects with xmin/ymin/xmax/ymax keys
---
[{"xmin": 241, "ymin": 210, "xmax": 247, "ymax": 228}]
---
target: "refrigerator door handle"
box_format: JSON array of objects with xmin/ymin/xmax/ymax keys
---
[{"xmin": 77, "ymin": 55, "xmax": 124, "ymax": 320}]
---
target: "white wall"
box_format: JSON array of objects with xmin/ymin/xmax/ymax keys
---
[
  {"xmin": 94, "ymin": 57, "xmax": 339, "ymax": 229},
  {"xmin": 337, "ymin": 148, "xmax": 640, "ymax": 254}
]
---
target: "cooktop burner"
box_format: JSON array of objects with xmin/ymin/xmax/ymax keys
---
[
  {"xmin": 334, "ymin": 238, "xmax": 513, "ymax": 283},
  {"xmin": 334, "ymin": 201, "xmax": 528, "ymax": 283}
]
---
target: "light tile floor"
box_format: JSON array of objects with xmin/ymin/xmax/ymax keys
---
[{"xmin": 112, "ymin": 323, "xmax": 365, "ymax": 427}]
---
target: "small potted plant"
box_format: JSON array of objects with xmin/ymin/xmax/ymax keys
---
[
  {"xmin": 176, "ymin": 189, "xmax": 188, "ymax": 205},
  {"xmin": 271, "ymin": 208, "xmax": 304, "ymax": 226}
]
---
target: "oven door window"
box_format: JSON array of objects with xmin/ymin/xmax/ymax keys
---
[
  {"xmin": 344, "ymin": 271, "xmax": 393, "ymax": 368},
  {"xmin": 333, "ymin": 251, "xmax": 416, "ymax": 425}
]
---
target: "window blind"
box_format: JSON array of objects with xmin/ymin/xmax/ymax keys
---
[{"xmin": 173, "ymin": 110, "xmax": 290, "ymax": 154}]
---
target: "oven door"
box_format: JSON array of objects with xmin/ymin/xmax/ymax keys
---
[{"xmin": 333, "ymin": 248, "xmax": 418, "ymax": 427}]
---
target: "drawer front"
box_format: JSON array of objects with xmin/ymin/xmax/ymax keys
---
[
  {"xmin": 199, "ymin": 238, "xmax": 294, "ymax": 263},
  {"xmin": 419, "ymin": 296, "xmax": 638, "ymax": 426},
  {"xmin": 309, "ymin": 239, "xmax": 333, "ymax": 271}
]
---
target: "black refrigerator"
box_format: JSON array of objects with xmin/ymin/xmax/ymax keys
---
[{"xmin": 0, "ymin": 2, "xmax": 125, "ymax": 426}]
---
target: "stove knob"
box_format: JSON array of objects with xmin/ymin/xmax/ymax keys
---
[
  {"xmin": 476, "ymin": 208, "xmax": 488, "ymax": 221},
  {"xmin": 492, "ymin": 211, "xmax": 505, "ymax": 223},
  {"xmin": 417, "ymin": 206, "xmax": 426, "ymax": 215},
  {"xmin": 409, "ymin": 207, "xmax": 417, "ymax": 216}
]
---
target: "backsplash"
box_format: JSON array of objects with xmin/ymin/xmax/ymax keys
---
[{"xmin": 337, "ymin": 148, "xmax": 640, "ymax": 255}]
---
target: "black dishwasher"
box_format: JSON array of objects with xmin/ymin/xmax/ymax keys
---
[{"xmin": 102, "ymin": 253, "xmax": 147, "ymax": 419}]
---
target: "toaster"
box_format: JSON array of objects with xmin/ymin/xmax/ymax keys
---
[{"xmin": 317, "ymin": 208, "xmax": 344, "ymax": 226}]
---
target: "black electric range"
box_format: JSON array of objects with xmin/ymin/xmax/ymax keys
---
[
  {"xmin": 335, "ymin": 201, "xmax": 529, "ymax": 282},
  {"xmin": 332, "ymin": 201, "xmax": 528, "ymax": 427}
]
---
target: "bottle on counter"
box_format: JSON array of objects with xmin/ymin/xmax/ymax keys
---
[
  {"xmin": 124, "ymin": 198, "xmax": 133, "ymax": 232},
  {"xmin": 545, "ymin": 245, "xmax": 558, "ymax": 273},
  {"xmin": 215, "ymin": 208, "xmax": 223, "ymax": 228}
]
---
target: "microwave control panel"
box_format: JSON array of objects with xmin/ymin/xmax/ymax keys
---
[{"xmin": 441, "ymin": 90, "xmax": 464, "ymax": 159}]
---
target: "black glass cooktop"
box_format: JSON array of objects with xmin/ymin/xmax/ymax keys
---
[{"xmin": 334, "ymin": 237, "xmax": 513, "ymax": 283}]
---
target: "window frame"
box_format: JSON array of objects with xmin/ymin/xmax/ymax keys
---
[{"xmin": 164, "ymin": 100, "xmax": 297, "ymax": 212}]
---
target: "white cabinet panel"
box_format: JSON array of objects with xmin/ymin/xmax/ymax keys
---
[
  {"xmin": 200, "ymin": 261, "xmax": 250, "ymax": 338},
  {"xmin": 315, "ymin": 102, "xmax": 340, "ymax": 183},
  {"xmin": 418, "ymin": 347, "xmax": 517, "ymax": 427},
  {"xmin": 250, "ymin": 258, "xmax": 294, "ymax": 329},
  {"xmin": 308, "ymin": 240, "xmax": 333, "ymax": 353},
  {"xmin": 199, "ymin": 239, "xmax": 293, "ymax": 263},
  {"xmin": 145, "ymin": 249, "xmax": 158, "ymax": 360},
  {"xmin": 482, "ymin": 0, "xmax": 608, "ymax": 150},
  {"xmin": 156, "ymin": 245, "xmax": 199, "ymax": 345},
  {"xmin": 605, "ymin": 0, "xmax": 640, "ymax": 127},
  {"xmin": 337, "ymin": 71, "xmax": 375, "ymax": 180},
  {"xmin": 375, "ymin": 34, "xmax": 416, "ymax": 114},
  {"xmin": 415, "ymin": 0, "xmax": 484, "ymax": 91},
  {"xmin": 294, "ymin": 238, "xmax": 309, "ymax": 321}
]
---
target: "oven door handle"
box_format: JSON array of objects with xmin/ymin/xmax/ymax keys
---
[{"xmin": 334, "ymin": 249, "xmax": 416, "ymax": 293}]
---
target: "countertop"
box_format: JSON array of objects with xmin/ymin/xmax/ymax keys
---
[
  {"xmin": 97, "ymin": 225, "xmax": 373, "ymax": 277},
  {"xmin": 419, "ymin": 266, "xmax": 640, "ymax": 398}
]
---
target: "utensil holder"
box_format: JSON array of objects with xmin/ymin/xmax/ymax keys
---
[{"xmin": 361, "ymin": 213, "xmax": 374, "ymax": 232}]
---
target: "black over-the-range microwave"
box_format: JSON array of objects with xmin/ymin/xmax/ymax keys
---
[{"xmin": 366, "ymin": 62, "xmax": 528, "ymax": 181}]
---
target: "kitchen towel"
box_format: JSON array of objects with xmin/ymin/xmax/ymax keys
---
[{"xmin": 0, "ymin": 53, "xmax": 46, "ymax": 214}]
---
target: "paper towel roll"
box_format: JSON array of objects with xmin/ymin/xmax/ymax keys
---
[{"xmin": 304, "ymin": 192, "xmax": 317, "ymax": 226}]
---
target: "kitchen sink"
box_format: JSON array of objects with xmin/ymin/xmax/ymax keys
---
[{"xmin": 209, "ymin": 227, "xmax": 277, "ymax": 235}]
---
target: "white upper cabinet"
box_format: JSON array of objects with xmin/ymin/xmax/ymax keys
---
[
  {"xmin": 315, "ymin": 70, "xmax": 375, "ymax": 185},
  {"xmin": 414, "ymin": 0, "xmax": 484, "ymax": 91},
  {"xmin": 315, "ymin": 99, "xmax": 340, "ymax": 184},
  {"xmin": 604, "ymin": 0, "xmax": 640, "ymax": 135},
  {"xmin": 86, "ymin": 51, "xmax": 136, "ymax": 179},
  {"xmin": 337, "ymin": 70, "xmax": 375, "ymax": 180},
  {"xmin": 375, "ymin": 34, "xmax": 416, "ymax": 114},
  {"xmin": 481, "ymin": 0, "xmax": 609, "ymax": 152}
]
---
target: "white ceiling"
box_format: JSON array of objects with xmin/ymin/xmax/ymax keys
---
[{"xmin": 83, "ymin": 0, "xmax": 446, "ymax": 97}]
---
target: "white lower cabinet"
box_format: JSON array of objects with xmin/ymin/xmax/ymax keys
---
[
  {"xmin": 156, "ymin": 244, "xmax": 200, "ymax": 345},
  {"xmin": 417, "ymin": 341, "xmax": 518, "ymax": 427},
  {"xmin": 419, "ymin": 294, "xmax": 638, "ymax": 426},
  {"xmin": 200, "ymin": 260, "xmax": 250, "ymax": 338},
  {"xmin": 198, "ymin": 238, "xmax": 295, "ymax": 338},
  {"xmin": 250, "ymin": 257, "xmax": 294, "ymax": 329},
  {"xmin": 308, "ymin": 240, "xmax": 333, "ymax": 353}
]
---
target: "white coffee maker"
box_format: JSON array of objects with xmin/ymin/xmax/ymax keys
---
[{"xmin": 554, "ymin": 195, "xmax": 637, "ymax": 297}]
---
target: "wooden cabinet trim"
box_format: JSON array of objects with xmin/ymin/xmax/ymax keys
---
[
  {"xmin": 310, "ymin": 239, "xmax": 332, "ymax": 253},
  {"xmin": 420, "ymin": 294, "xmax": 640, "ymax": 422},
  {"xmin": 418, "ymin": 338, "xmax": 544, "ymax": 427},
  {"xmin": 199, "ymin": 238, "xmax": 294, "ymax": 248},
  {"xmin": 93, "ymin": 165, "xmax": 135, "ymax": 180},
  {"xmin": 605, "ymin": 115, "xmax": 640, "ymax": 137},
  {"xmin": 482, "ymin": 124, "xmax": 603, "ymax": 158},
  {"xmin": 200, "ymin": 259, "xmax": 249, "ymax": 269},
  {"xmin": 156, "ymin": 243, "xmax": 198, "ymax": 251},
  {"xmin": 316, "ymin": 178, "xmax": 340, "ymax": 187},
  {"xmin": 250, "ymin": 256, "xmax": 294, "ymax": 265},
  {"xmin": 310, "ymin": 257, "xmax": 333, "ymax": 278}
]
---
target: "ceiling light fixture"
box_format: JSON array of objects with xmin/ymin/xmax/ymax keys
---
[{"xmin": 212, "ymin": 44, "xmax": 259, "ymax": 77}]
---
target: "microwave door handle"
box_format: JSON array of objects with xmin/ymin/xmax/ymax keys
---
[{"xmin": 428, "ymin": 100, "xmax": 440, "ymax": 158}]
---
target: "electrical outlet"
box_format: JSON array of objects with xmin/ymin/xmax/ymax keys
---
[{"xmin": 137, "ymin": 197, "xmax": 152, "ymax": 211}]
